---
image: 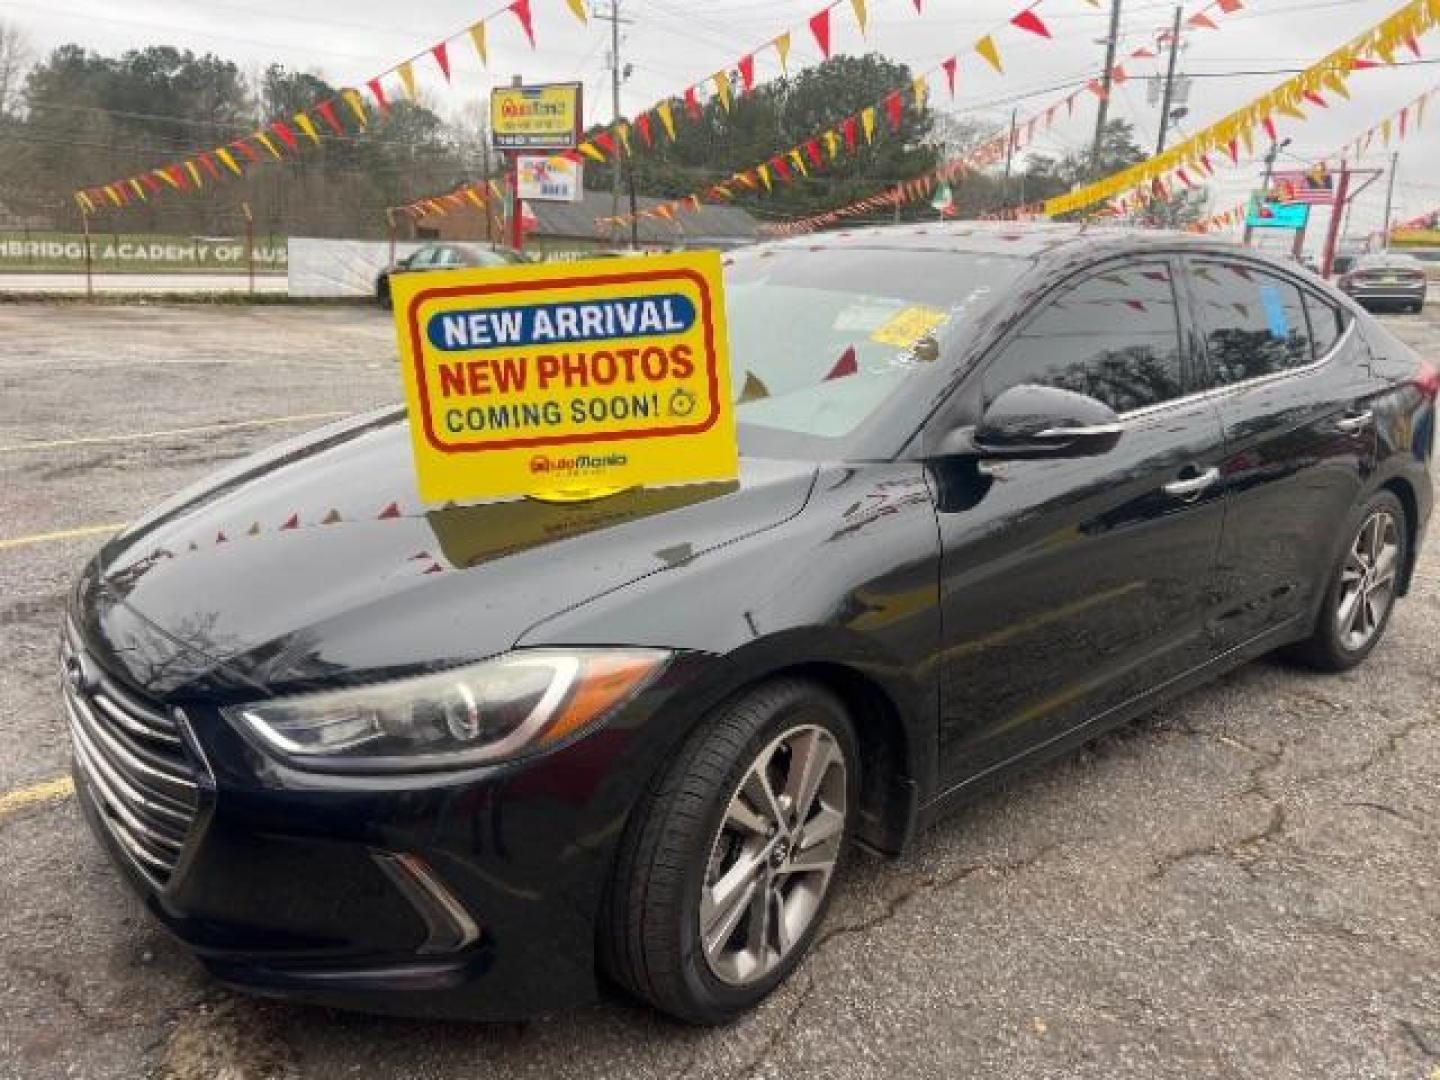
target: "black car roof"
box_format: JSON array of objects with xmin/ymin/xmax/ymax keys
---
[{"xmin": 762, "ymin": 220, "xmax": 1264, "ymax": 263}]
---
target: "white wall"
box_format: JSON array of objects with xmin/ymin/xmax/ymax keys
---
[{"xmin": 288, "ymin": 238, "xmax": 424, "ymax": 298}]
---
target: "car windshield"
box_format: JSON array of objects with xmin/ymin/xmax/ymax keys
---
[
  {"xmin": 723, "ymin": 245, "xmax": 1028, "ymax": 457},
  {"xmin": 1358, "ymin": 254, "xmax": 1421, "ymax": 269}
]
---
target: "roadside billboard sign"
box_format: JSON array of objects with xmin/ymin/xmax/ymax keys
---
[
  {"xmin": 490, "ymin": 82, "xmax": 583, "ymax": 151},
  {"xmin": 1246, "ymin": 194, "xmax": 1310, "ymax": 231},
  {"xmin": 517, "ymin": 154, "xmax": 583, "ymax": 202},
  {"xmin": 392, "ymin": 252, "xmax": 738, "ymax": 503}
]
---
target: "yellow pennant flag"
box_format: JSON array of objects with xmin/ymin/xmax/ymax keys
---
[
  {"xmin": 464, "ymin": 188, "xmax": 485, "ymax": 208},
  {"xmin": 823, "ymin": 129, "xmax": 839, "ymax": 159},
  {"xmin": 1382, "ymin": 117, "xmax": 1393, "ymax": 145},
  {"xmin": 294, "ymin": 112, "xmax": 321, "ymax": 145},
  {"xmin": 185, "ymin": 160, "xmax": 203, "ymax": 188},
  {"xmin": 1275, "ymin": 99, "xmax": 1305, "ymax": 121},
  {"xmin": 341, "ymin": 88, "xmax": 369, "ymax": 128},
  {"xmin": 579, "ymin": 142, "xmax": 606, "ymax": 162},
  {"xmin": 154, "ymin": 168, "xmax": 179, "ymax": 189},
  {"xmin": 657, "ymin": 101, "xmax": 676, "ymax": 140},
  {"xmin": 75, "ymin": 191, "xmax": 94, "ymax": 213},
  {"xmin": 565, "ymin": 0, "xmax": 587, "ymax": 23},
  {"xmin": 712, "ymin": 72, "xmax": 732, "ymax": 110},
  {"xmin": 775, "ymin": 31, "xmax": 791, "ymax": 72},
  {"xmin": 397, "ymin": 61, "xmax": 417, "ymax": 101},
  {"xmin": 861, "ymin": 106, "xmax": 877, "ymax": 143},
  {"xmin": 912, "ymin": 76, "xmax": 929, "ymax": 108},
  {"xmin": 104, "ymin": 185, "xmax": 122, "ymax": 206},
  {"xmin": 758, "ymin": 163, "xmax": 772, "ymax": 191},
  {"xmin": 975, "ymin": 35, "xmax": 1003, "ymax": 74},
  {"xmin": 851, "ymin": 0, "xmax": 867, "ymax": 35},
  {"xmin": 129, "ymin": 178, "xmax": 147, "ymax": 201},
  {"xmin": 470, "ymin": 22, "xmax": 489, "ymax": 66},
  {"xmin": 617, "ymin": 121, "xmax": 632, "ymax": 156},
  {"xmin": 215, "ymin": 147, "xmax": 242, "ymax": 175},
  {"xmin": 790, "ymin": 148, "xmax": 808, "ymax": 176},
  {"xmin": 255, "ymin": 132, "xmax": 281, "ymax": 159}
]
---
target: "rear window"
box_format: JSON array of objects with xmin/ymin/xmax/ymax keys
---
[{"xmin": 724, "ymin": 247, "xmax": 1028, "ymax": 450}]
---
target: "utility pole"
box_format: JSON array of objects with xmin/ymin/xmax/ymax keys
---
[
  {"xmin": 1000, "ymin": 108, "xmax": 1019, "ymax": 206},
  {"xmin": 1321, "ymin": 163, "xmax": 1352, "ymax": 277},
  {"xmin": 593, "ymin": 2, "xmax": 629, "ymax": 227},
  {"xmin": 1382, "ymin": 150, "xmax": 1399, "ymax": 251},
  {"xmin": 1154, "ymin": 6, "xmax": 1183, "ymax": 156},
  {"xmin": 1090, "ymin": 0, "xmax": 1123, "ymax": 180},
  {"xmin": 1241, "ymin": 137, "xmax": 1288, "ymax": 247}
]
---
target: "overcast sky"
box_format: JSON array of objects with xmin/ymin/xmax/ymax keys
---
[{"xmin": 4, "ymin": 0, "xmax": 1438, "ymax": 245}]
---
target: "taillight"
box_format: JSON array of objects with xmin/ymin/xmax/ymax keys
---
[{"xmin": 1417, "ymin": 359, "xmax": 1440, "ymax": 400}]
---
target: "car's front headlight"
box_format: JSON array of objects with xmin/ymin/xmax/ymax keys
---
[{"xmin": 224, "ymin": 649, "xmax": 670, "ymax": 773}]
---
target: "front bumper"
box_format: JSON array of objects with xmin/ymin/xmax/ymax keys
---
[{"xmin": 68, "ymin": 641, "xmax": 714, "ymax": 1020}]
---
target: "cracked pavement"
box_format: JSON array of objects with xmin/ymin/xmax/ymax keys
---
[{"xmin": 1, "ymin": 302, "xmax": 1437, "ymax": 1079}]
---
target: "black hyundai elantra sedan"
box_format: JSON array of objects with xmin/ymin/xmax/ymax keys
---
[{"xmin": 65, "ymin": 223, "xmax": 1434, "ymax": 1024}]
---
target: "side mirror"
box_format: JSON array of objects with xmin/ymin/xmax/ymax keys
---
[{"xmin": 972, "ymin": 384, "xmax": 1123, "ymax": 459}]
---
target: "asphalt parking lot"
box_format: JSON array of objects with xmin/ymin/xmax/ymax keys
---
[{"xmin": 1, "ymin": 300, "xmax": 1437, "ymax": 1080}]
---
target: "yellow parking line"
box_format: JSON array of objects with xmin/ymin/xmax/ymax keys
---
[
  {"xmin": 0, "ymin": 523, "xmax": 126, "ymax": 551},
  {"xmin": 0, "ymin": 410, "xmax": 349, "ymax": 454},
  {"xmin": 0, "ymin": 776, "xmax": 74, "ymax": 822}
]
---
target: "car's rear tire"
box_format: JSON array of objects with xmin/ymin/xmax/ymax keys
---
[
  {"xmin": 1287, "ymin": 490, "xmax": 1407, "ymax": 672},
  {"xmin": 601, "ymin": 678, "xmax": 858, "ymax": 1024}
]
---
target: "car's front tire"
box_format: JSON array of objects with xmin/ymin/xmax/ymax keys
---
[
  {"xmin": 602, "ymin": 678, "xmax": 858, "ymax": 1024},
  {"xmin": 1288, "ymin": 490, "xmax": 1408, "ymax": 672}
]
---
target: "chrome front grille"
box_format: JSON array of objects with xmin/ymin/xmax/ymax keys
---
[{"xmin": 61, "ymin": 623, "xmax": 200, "ymax": 888}]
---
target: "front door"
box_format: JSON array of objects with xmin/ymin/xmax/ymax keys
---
[{"xmin": 930, "ymin": 258, "xmax": 1228, "ymax": 787}]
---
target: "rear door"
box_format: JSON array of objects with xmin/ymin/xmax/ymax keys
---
[
  {"xmin": 931, "ymin": 257, "xmax": 1229, "ymax": 785},
  {"xmin": 1181, "ymin": 257, "xmax": 1379, "ymax": 646}
]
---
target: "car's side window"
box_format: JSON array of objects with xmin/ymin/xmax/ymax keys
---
[
  {"xmin": 981, "ymin": 261, "xmax": 1186, "ymax": 415},
  {"xmin": 1304, "ymin": 290, "xmax": 1347, "ymax": 358},
  {"xmin": 409, "ymin": 247, "xmax": 439, "ymax": 269},
  {"xmin": 1188, "ymin": 260, "xmax": 1314, "ymax": 384}
]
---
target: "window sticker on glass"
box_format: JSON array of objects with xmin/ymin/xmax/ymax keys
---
[
  {"xmin": 870, "ymin": 306, "xmax": 947, "ymax": 348},
  {"xmin": 833, "ymin": 303, "xmax": 903, "ymax": 333},
  {"xmin": 1258, "ymin": 285, "xmax": 1289, "ymax": 341}
]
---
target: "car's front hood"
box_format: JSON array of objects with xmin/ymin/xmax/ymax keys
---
[{"xmin": 80, "ymin": 409, "xmax": 816, "ymax": 698}]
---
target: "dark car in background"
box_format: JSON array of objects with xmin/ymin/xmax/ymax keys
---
[
  {"xmin": 1339, "ymin": 251, "xmax": 1429, "ymax": 312},
  {"xmin": 375, "ymin": 242, "xmax": 527, "ymax": 309},
  {"xmin": 65, "ymin": 224, "xmax": 1434, "ymax": 1025}
]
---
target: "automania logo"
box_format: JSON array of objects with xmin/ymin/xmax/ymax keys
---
[{"xmin": 529, "ymin": 453, "xmax": 628, "ymax": 475}]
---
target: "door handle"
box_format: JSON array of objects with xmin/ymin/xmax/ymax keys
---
[
  {"xmin": 1335, "ymin": 411, "xmax": 1374, "ymax": 435},
  {"xmin": 1163, "ymin": 467, "xmax": 1221, "ymax": 500}
]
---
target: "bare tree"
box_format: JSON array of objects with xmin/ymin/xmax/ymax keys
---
[{"xmin": 0, "ymin": 19, "xmax": 31, "ymax": 118}]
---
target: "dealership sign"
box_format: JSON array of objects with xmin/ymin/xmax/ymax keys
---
[
  {"xmin": 517, "ymin": 154, "xmax": 583, "ymax": 202},
  {"xmin": 491, "ymin": 82, "xmax": 583, "ymax": 150},
  {"xmin": 0, "ymin": 233, "xmax": 287, "ymax": 272},
  {"xmin": 392, "ymin": 252, "xmax": 737, "ymax": 503},
  {"xmin": 1245, "ymin": 195, "xmax": 1310, "ymax": 231}
]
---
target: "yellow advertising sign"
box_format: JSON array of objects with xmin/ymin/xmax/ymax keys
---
[
  {"xmin": 490, "ymin": 82, "xmax": 583, "ymax": 150},
  {"xmin": 392, "ymin": 252, "xmax": 738, "ymax": 504}
]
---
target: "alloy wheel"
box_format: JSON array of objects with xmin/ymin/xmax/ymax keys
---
[
  {"xmin": 699, "ymin": 723, "xmax": 847, "ymax": 986},
  {"xmin": 1337, "ymin": 509, "xmax": 1401, "ymax": 652}
]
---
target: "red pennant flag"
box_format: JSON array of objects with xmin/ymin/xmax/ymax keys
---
[
  {"xmin": 432, "ymin": 41, "xmax": 451, "ymax": 81},
  {"xmin": 636, "ymin": 112, "xmax": 653, "ymax": 145},
  {"xmin": 941, "ymin": 56, "xmax": 958, "ymax": 97},
  {"xmin": 1302, "ymin": 90, "xmax": 1327, "ymax": 108},
  {"xmin": 316, "ymin": 99, "xmax": 344, "ymax": 135},
  {"xmin": 825, "ymin": 346, "xmax": 858, "ymax": 381},
  {"xmin": 805, "ymin": 139, "xmax": 823, "ymax": 168},
  {"xmin": 594, "ymin": 130, "xmax": 617, "ymax": 156},
  {"xmin": 140, "ymin": 172, "xmax": 161, "ymax": 193},
  {"xmin": 1349, "ymin": 57, "xmax": 1381, "ymax": 70},
  {"xmin": 271, "ymin": 120, "xmax": 299, "ymax": 151},
  {"xmin": 1187, "ymin": 12, "xmax": 1217, "ymax": 29},
  {"xmin": 1262, "ymin": 115, "xmax": 1278, "ymax": 142},
  {"xmin": 167, "ymin": 164, "xmax": 189, "ymax": 189},
  {"xmin": 1405, "ymin": 34, "xmax": 1422, "ymax": 57},
  {"xmin": 199, "ymin": 152, "xmax": 221, "ymax": 180},
  {"xmin": 368, "ymin": 77, "xmax": 390, "ymax": 113},
  {"xmin": 510, "ymin": 0, "xmax": 537, "ymax": 47},
  {"xmin": 738, "ymin": 53, "xmax": 755, "ymax": 93},
  {"xmin": 1010, "ymin": 8, "xmax": 1050, "ymax": 38},
  {"xmin": 377, "ymin": 502, "xmax": 402, "ymax": 520},
  {"xmin": 1226, "ymin": 138, "xmax": 1240, "ymax": 163},
  {"xmin": 685, "ymin": 86, "xmax": 701, "ymax": 120},
  {"xmin": 809, "ymin": 8, "xmax": 832, "ymax": 58},
  {"xmin": 842, "ymin": 114, "xmax": 858, "ymax": 150},
  {"xmin": 1216, "ymin": 0, "xmax": 1242, "ymax": 11},
  {"xmin": 773, "ymin": 156, "xmax": 792, "ymax": 181},
  {"xmin": 884, "ymin": 90, "xmax": 903, "ymax": 130},
  {"xmin": 233, "ymin": 139, "xmax": 260, "ymax": 163},
  {"xmin": 1400, "ymin": 107, "xmax": 1410, "ymax": 139}
]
